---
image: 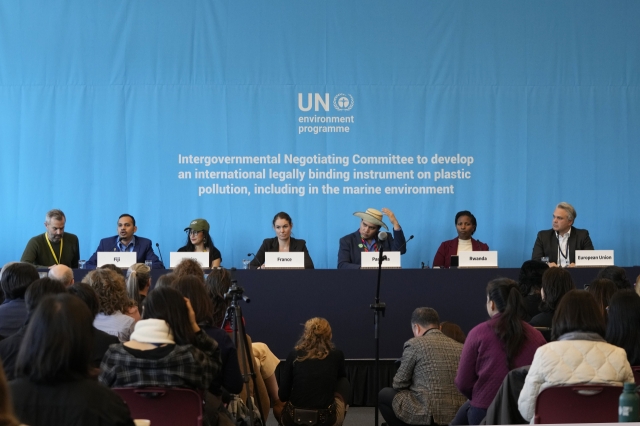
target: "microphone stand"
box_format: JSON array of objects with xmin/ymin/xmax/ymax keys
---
[{"xmin": 370, "ymin": 241, "xmax": 387, "ymax": 426}]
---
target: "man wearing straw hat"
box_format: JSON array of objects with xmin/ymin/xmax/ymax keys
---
[{"xmin": 338, "ymin": 207, "xmax": 406, "ymax": 269}]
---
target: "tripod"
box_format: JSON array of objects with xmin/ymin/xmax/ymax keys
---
[{"xmin": 222, "ymin": 279, "xmax": 265, "ymax": 426}]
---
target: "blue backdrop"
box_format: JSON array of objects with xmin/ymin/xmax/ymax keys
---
[{"xmin": 1, "ymin": 0, "xmax": 639, "ymax": 268}]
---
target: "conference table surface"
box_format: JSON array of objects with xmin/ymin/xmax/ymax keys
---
[{"xmin": 71, "ymin": 267, "xmax": 639, "ymax": 360}]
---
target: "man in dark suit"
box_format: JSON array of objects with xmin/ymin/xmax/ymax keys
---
[
  {"xmin": 337, "ymin": 207, "xmax": 406, "ymax": 269},
  {"xmin": 85, "ymin": 213, "xmax": 164, "ymax": 269},
  {"xmin": 531, "ymin": 202, "xmax": 594, "ymax": 267}
]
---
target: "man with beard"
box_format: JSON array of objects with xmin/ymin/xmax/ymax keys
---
[
  {"xmin": 21, "ymin": 209, "xmax": 80, "ymax": 268},
  {"xmin": 85, "ymin": 213, "xmax": 164, "ymax": 269}
]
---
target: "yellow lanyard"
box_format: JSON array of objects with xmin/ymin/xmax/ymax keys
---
[{"xmin": 44, "ymin": 233, "xmax": 63, "ymax": 265}]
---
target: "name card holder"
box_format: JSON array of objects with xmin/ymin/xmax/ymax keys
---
[
  {"xmin": 575, "ymin": 250, "xmax": 614, "ymax": 267},
  {"xmin": 97, "ymin": 252, "xmax": 137, "ymax": 268},
  {"xmin": 264, "ymin": 252, "xmax": 305, "ymax": 269},
  {"xmin": 458, "ymin": 251, "xmax": 498, "ymax": 268},
  {"xmin": 361, "ymin": 251, "xmax": 402, "ymax": 269}
]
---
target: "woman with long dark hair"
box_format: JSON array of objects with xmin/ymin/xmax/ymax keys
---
[
  {"xmin": 178, "ymin": 218, "xmax": 222, "ymax": 268},
  {"xmin": 529, "ymin": 268, "xmax": 575, "ymax": 328},
  {"xmin": 453, "ymin": 279, "xmax": 546, "ymax": 425},
  {"xmin": 606, "ymin": 289, "xmax": 640, "ymax": 365},
  {"xmin": 10, "ymin": 294, "xmax": 133, "ymax": 426},
  {"xmin": 279, "ymin": 318, "xmax": 348, "ymax": 426},
  {"xmin": 587, "ymin": 278, "xmax": 618, "ymax": 323},
  {"xmin": 518, "ymin": 290, "xmax": 633, "ymax": 422},
  {"xmin": 250, "ymin": 212, "xmax": 314, "ymax": 269}
]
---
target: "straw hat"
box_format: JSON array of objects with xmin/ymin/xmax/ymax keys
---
[{"xmin": 353, "ymin": 208, "xmax": 388, "ymax": 230}]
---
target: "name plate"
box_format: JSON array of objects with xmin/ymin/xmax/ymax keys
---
[
  {"xmin": 170, "ymin": 252, "xmax": 210, "ymax": 268},
  {"xmin": 97, "ymin": 251, "xmax": 137, "ymax": 268},
  {"xmin": 361, "ymin": 251, "xmax": 401, "ymax": 269},
  {"xmin": 458, "ymin": 251, "xmax": 498, "ymax": 268},
  {"xmin": 264, "ymin": 252, "xmax": 305, "ymax": 269},
  {"xmin": 575, "ymin": 250, "xmax": 614, "ymax": 267}
]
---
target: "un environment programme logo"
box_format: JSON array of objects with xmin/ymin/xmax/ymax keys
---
[{"xmin": 297, "ymin": 92, "xmax": 355, "ymax": 135}]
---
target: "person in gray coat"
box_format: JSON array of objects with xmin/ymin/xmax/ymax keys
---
[{"xmin": 379, "ymin": 307, "xmax": 466, "ymax": 426}]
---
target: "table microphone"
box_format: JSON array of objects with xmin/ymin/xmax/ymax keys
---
[
  {"xmin": 378, "ymin": 231, "xmax": 388, "ymax": 241},
  {"xmin": 247, "ymin": 253, "xmax": 256, "ymax": 258},
  {"xmin": 155, "ymin": 243, "xmax": 164, "ymax": 265},
  {"xmin": 396, "ymin": 235, "xmax": 415, "ymax": 252}
]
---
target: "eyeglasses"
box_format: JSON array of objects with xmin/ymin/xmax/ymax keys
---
[{"xmin": 188, "ymin": 230, "xmax": 203, "ymax": 236}]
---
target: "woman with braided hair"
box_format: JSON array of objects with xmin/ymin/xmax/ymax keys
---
[{"xmin": 279, "ymin": 318, "xmax": 349, "ymax": 426}]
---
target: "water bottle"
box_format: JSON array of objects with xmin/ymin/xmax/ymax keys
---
[{"xmin": 619, "ymin": 382, "xmax": 639, "ymax": 422}]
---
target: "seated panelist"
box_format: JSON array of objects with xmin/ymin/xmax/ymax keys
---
[
  {"xmin": 21, "ymin": 209, "xmax": 80, "ymax": 269},
  {"xmin": 85, "ymin": 214, "xmax": 164, "ymax": 269},
  {"xmin": 337, "ymin": 207, "xmax": 406, "ymax": 269},
  {"xmin": 177, "ymin": 218, "xmax": 222, "ymax": 268},
  {"xmin": 250, "ymin": 212, "xmax": 314, "ymax": 269},
  {"xmin": 433, "ymin": 210, "xmax": 489, "ymax": 268}
]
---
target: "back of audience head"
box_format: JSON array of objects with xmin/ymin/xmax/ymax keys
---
[
  {"xmin": 597, "ymin": 266, "xmax": 631, "ymax": 290},
  {"xmin": 0, "ymin": 361, "xmax": 19, "ymax": 426},
  {"xmin": 16, "ymin": 294, "xmax": 93, "ymax": 384},
  {"xmin": 143, "ymin": 286, "xmax": 195, "ymax": 345},
  {"xmin": 172, "ymin": 276, "xmax": 214, "ymax": 327},
  {"xmin": 48, "ymin": 264, "xmax": 74, "ymax": 287},
  {"xmin": 82, "ymin": 269, "xmax": 132, "ymax": 315},
  {"xmin": 295, "ymin": 317, "xmax": 334, "ymax": 361},
  {"xmin": 440, "ymin": 321, "xmax": 466, "ymax": 344},
  {"xmin": 25, "ymin": 278, "xmax": 67, "ymax": 317},
  {"xmin": 98, "ymin": 263, "xmax": 126, "ymax": 277},
  {"xmin": 486, "ymin": 278, "xmax": 527, "ymax": 369},
  {"xmin": 411, "ymin": 307, "xmax": 439, "ymax": 328},
  {"xmin": 518, "ymin": 260, "xmax": 549, "ymax": 296},
  {"xmin": 67, "ymin": 283, "xmax": 101, "ymax": 319},
  {"xmin": 173, "ymin": 258, "xmax": 205, "ymax": 281},
  {"xmin": 552, "ymin": 290, "xmax": 605, "ymax": 341},
  {"xmin": 126, "ymin": 263, "xmax": 151, "ymax": 307},
  {"xmin": 587, "ymin": 278, "xmax": 618, "ymax": 321},
  {"xmin": 155, "ymin": 272, "xmax": 177, "ymax": 289},
  {"xmin": 606, "ymin": 290, "xmax": 640, "ymax": 365},
  {"xmin": 205, "ymin": 268, "xmax": 232, "ymax": 327},
  {"xmin": 540, "ymin": 268, "xmax": 575, "ymax": 312},
  {"xmin": 0, "ymin": 263, "xmax": 39, "ymax": 300}
]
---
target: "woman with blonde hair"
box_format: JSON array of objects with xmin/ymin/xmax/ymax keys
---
[
  {"xmin": 82, "ymin": 269, "xmax": 139, "ymax": 342},
  {"xmin": 126, "ymin": 263, "xmax": 151, "ymax": 311},
  {"xmin": 279, "ymin": 318, "xmax": 348, "ymax": 426}
]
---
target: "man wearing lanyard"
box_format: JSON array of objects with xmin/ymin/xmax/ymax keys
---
[
  {"xmin": 21, "ymin": 209, "xmax": 80, "ymax": 268},
  {"xmin": 337, "ymin": 207, "xmax": 406, "ymax": 269},
  {"xmin": 531, "ymin": 202, "xmax": 594, "ymax": 267},
  {"xmin": 85, "ymin": 213, "xmax": 164, "ymax": 269}
]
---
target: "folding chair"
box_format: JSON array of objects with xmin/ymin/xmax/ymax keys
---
[
  {"xmin": 533, "ymin": 384, "xmax": 621, "ymax": 424},
  {"xmin": 113, "ymin": 387, "xmax": 204, "ymax": 426}
]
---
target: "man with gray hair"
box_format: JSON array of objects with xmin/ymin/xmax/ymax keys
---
[
  {"xmin": 379, "ymin": 307, "xmax": 466, "ymax": 426},
  {"xmin": 531, "ymin": 202, "xmax": 594, "ymax": 267},
  {"xmin": 21, "ymin": 209, "xmax": 80, "ymax": 268},
  {"xmin": 48, "ymin": 264, "xmax": 75, "ymax": 287}
]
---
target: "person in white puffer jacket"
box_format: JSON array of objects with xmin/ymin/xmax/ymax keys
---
[{"xmin": 518, "ymin": 290, "xmax": 634, "ymax": 422}]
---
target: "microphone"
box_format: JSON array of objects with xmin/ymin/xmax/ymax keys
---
[
  {"xmin": 155, "ymin": 243, "xmax": 164, "ymax": 265},
  {"xmin": 396, "ymin": 235, "xmax": 414, "ymax": 253},
  {"xmin": 378, "ymin": 231, "xmax": 388, "ymax": 241},
  {"xmin": 247, "ymin": 253, "xmax": 256, "ymax": 258}
]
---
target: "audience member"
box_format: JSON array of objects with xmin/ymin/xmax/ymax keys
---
[
  {"xmin": 0, "ymin": 262, "xmax": 17, "ymax": 305},
  {"xmin": 439, "ymin": 321, "xmax": 466, "ymax": 344},
  {"xmin": 379, "ymin": 308, "xmax": 465, "ymax": 426},
  {"xmin": 48, "ymin": 264, "xmax": 74, "ymax": 287},
  {"xmin": 154, "ymin": 272, "xmax": 177, "ymax": 289},
  {"xmin": 518, "ymin": 260, "xmax": 549, "ymax": 320},
  {"xmin": 279, "ymin": 317, "xmax": 349, "ymax": 426},
  {"xmin": 126, "ymin": 263, "xmax": 151, "ymax": 311},
  {"xmin": 99, "ymin": 264, "xmax": 126, "ymax": 276},
  {"xmin": 205, "ymin": 268, "xmax": 232, "ymax": 328},
  {"xmin": 67, "ymin": 282, "xmax": 120, "ymax": 368},
  {"xmin": 10, "ymin": 294, "xmax": 134, "ymax": 426},
  {"xmin": 0, "ymin": 278, "xmax": 66, "ymax": 380},
  {"xmin": 606, "ymin": 290, "xmax": 640, "ymax": 366},
  {"xmin": 529, "ymin": 268, "xmax": 575, "ymax": 330},
  {"xmin": 452, "ymin": 278, "xmax": 546, "ymax": 425},
  {"xmin": 173, "ymin": 258, "xmax": 206, "ymax": 281},
  {"xmin": 99, "ymin": 286, "xmax": 221, "ymax": 425},
  {"xmin": 597, "ymin": 265, "xmax": 632, "ymax": 290},
  {"xmin": 0, "ymin": 263, "xmax": 39, "ymax": 337},
  {"xmin": 82, "ymin": 269, "xmax": 138, "ymax": 342},
  {"xmin": 586, "ymin": 278, "xmax": 618, "ymax": 322},
  {"xmin": 518, "ymin": 290, "xmax": 633, "ymax": 422},
  {"xmin": 0, "ymin": 360, "xmax": 20, "ymax": 426}
]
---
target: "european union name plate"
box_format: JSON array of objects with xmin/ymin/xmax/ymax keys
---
[{"xmin": 575, "ymin": 250, "xmax": 614, "ymax": 267}]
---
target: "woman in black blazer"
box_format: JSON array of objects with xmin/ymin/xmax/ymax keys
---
[{"xmin": 250, "ymin": 212, "xmax": 315, "ymax": 269}]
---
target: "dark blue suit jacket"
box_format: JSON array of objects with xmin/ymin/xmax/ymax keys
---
[
  {"xmin": 85, "ymin": 235, "xmax": 164, "ymax": 269},
  {"xmin": 337, "ymin": 229, "xmax": 406, "ymax": 269}
]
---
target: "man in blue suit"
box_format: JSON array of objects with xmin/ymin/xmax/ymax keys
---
[
  {"xmin": 85, "ymin": 214, "xmax": 164, "ymax": 269},
  {"xmin": 338, "ymin": 207, "xmax": 406, "ymax": 269}
]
